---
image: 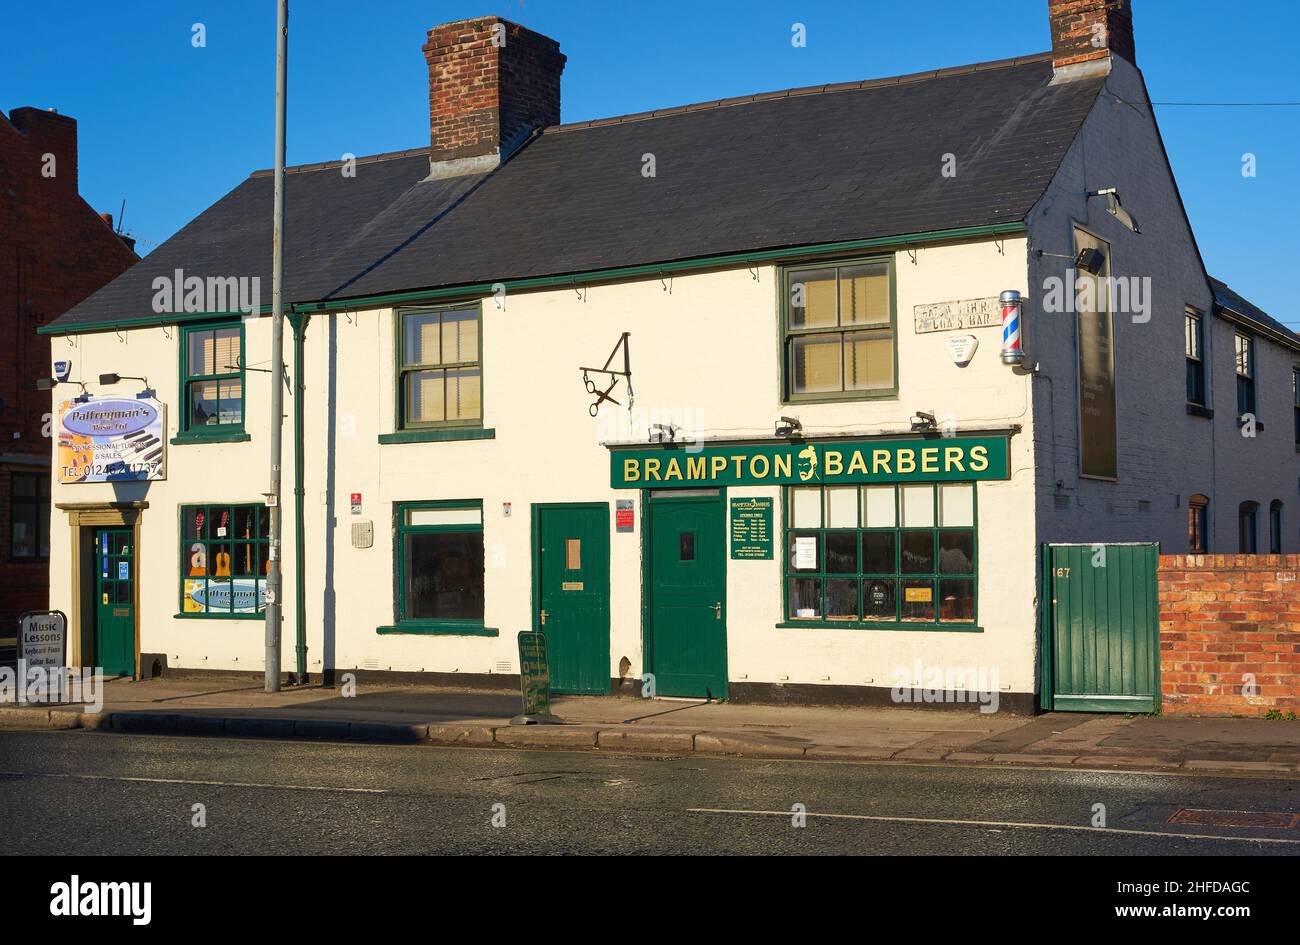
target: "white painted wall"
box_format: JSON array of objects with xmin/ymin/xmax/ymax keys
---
[
  {"xmin": 1024, "ymin": 56, "xmax": 1299, "ymax": 553},
  {"xmin": 49, "ymin": 237, "xmax": 1044, "ymax": 693}
]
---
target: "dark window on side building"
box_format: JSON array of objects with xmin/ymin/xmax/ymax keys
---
[{"xmin": 10, "ymin": 473, "xmax": 50, "ymax": 559}]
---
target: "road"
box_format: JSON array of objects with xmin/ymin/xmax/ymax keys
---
[{"xmin": 2, "ymin": 729, "xmax": 1299, "ymax": 855}]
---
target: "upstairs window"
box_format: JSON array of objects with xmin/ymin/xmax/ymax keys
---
[
  {"xmin": 1188, "ymin": 493, "xmax": 1208, "ymax": 554},
  {"xmin": 782, "ymin": 259, "xmax": 895, "ymax": 402},
  {"xmin": 1185, "ymin": 310, "xmax": 1205, "ymax": 407},
  {"xmin": 1270, "ymin": 501, "xmax": 1284, "ymax": 555},
  {"xmin": 181, "ymin": 323, "xmax": 245, "ymax": 436},
  {"xmin": 1293, "ymin": 368, "xmax": 1299, "ymax": 449},
  {"xmin": 398, "ymin": 305, "xmax": 482, "ymax": 429},
  {"xmin": 1235, "ymin": 332, "xmax": 1256, "ymax": 418}
]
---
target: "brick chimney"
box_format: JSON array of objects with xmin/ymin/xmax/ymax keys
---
[
  {"xmin": 1048, "ymin": 0, "xmax": 1135, "ymax": 80},
  {"xmin": 9, "ymin": 107, "xmax": 78, "ymax": 195},
  {"xmin": 422, "ymin": 16, "xmax": 566, "ymax": 179}
]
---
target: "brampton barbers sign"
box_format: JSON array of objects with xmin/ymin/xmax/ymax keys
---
[
  {"xmin": 611, "ymin": 436, "xmax": 1009, "ymax": 488},
  {"xmin": 57, "ymin": 397, "xmax": 167, "ymax": 483}
]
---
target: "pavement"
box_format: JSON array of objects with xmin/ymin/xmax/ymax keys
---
[{"xmin": 2, "ymin": 674, "xmax": 1299, "ymax": 777}]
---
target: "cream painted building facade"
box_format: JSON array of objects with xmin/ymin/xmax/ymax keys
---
[{"xmin": 40, "ymin": 3, "xmax": 1299, "ymax": 713}]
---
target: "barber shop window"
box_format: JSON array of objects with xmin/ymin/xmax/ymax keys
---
[
  {"xmin": 179, "ymin": 504, "xmax": 269, "ymax": 617},
  {"xmin": 397, "ymin": 304, "xmax": 482, "ymax": 429},
  {"xmin": 180, "ymin": 323, "xmax": 245, "ymax": 436},
  {"xmin": 10, "ymin": 472, "xmax": 50, "ymax": 559},
  {"xmin": 782, "ymin": 258, "xmax": 896, "ymax": 402},
  {"xmin": 395, "ymin": 500, "xmax": 484, "ymax": 627},
  {"xmin": 784, "ymin": 482, "xmax": 977, "ymax": 628}
]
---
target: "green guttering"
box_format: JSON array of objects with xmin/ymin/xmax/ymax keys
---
[
  {"xmin": 39, "ymin": 222, "xmax": 1025, "ymax": 334},
  {"xmin": 39, "ymin": 306, "xmax": 272, "ymax": 336},
  {"xmin": 289, "ymin": 311, "xmax": 309, "ymax": 681}
]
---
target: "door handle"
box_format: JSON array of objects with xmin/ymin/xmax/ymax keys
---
[
  {"xmin": 539, "ymin": 609, "xmax": 548, "ymax": 626},
  {"xmin": 711, "ymin": 601, "xmax": 722, "ymax": 620}
]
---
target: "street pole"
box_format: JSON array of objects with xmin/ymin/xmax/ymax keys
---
[{"xmin": 265, "ymin": 0, "xmax": 289, "ymax": 693}]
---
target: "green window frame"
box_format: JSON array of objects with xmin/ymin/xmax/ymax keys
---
[
  {"xmin": 396, "ymin": 303, "xmax": 483, "ymax": 430},
  {"xmin": 780, "ymin": 256, "xmax": 897, "ymax": 403},
  {"xmin": 392, "ymin": 499, "xmax": 486, "ymax": 631},
  {"xmin": 10, "ymin": 472, "xmax": 50, "ymax": 560},
  {"xmin": 179, "ymin": 322, "xmax": 246, "ymax": 437},
  {"xmin": 178, "ymin": 503, "xmax": 268, "ymax": 618},
  {"xmin": 781, "ymin": 482, "xmax": 978, "ymax": 629}
]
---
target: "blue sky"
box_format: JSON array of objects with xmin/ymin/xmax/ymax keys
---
[{"xmin": 6, "ymin": 0, "xmax": 1297, "ymax": 324}]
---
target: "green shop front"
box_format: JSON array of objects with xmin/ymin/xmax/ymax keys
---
[{"xmin": 610, "ymin": 434, "xmax": 1011, "ymax": 700}]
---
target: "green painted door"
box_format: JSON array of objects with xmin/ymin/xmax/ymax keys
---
[
  {"xmin": 646, "ymin": 491, "xmax": 727, "ymax": 699},
  {"xmin": 1043, "ymin": 543, "xmax": 1158, "ymax": 713},
  {"xmin": 94, "ymin": 528, "xmax": 135, "ymax": 676},
  {"xmin": 534, "ymin": 504, "xmax": 610, "ymax": 694}
]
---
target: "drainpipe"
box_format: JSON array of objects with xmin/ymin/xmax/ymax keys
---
[{"xmin": 289, "ymin": 311, "xmax": 309, "ymax": 682}]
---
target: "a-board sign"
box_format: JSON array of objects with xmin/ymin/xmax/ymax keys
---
[
  {"xmin": 517, "ymin": 630, "xmax": 552, "ymax": 717},
  {"xmin": 730, "ymin": 496, "xmax": 774, "ymax": 559},
  {"xmin": 18, "ymin": 610, "xmax": 68, "ymax": 671}
]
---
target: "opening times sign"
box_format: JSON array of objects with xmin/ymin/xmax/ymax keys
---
[{"xmin": 610, "ymin": 436, "xmax": 1009, "ymax": 488}]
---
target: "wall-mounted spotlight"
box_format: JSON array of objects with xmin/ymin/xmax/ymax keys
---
[
  {"xmin": 775, "ymin": 416, "xmax": 802, "ymax": 438},
  {"xmin": 649, "ymin": 423, "xmax": 678, "ymax": 444},
  {"xmin": 35, "ymin": 377, "xmax": 92, "ymax": 402},
  {"xmin": 1087, "ymin": 187, "xmax": 1139, "ymax": 233},
  {"xmin": 99, "ymin": 373, "xmax": 155, "ymax": 397},
  {"xmin": 1075, "ymin": 247, "xmax": 1106, "ymax": 275},
  {"xmin": 911, "ymin": 411, "xmax": 937, "ymax": 433}
]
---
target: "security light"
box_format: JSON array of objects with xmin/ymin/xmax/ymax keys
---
[
  {"xmin": 1087, "ymin": 188, "xmax": 1140, "ymax": 233},
  {"xmin": 1075, "ymin": 248, "xmax": 1106, "ymax": 275},
  {"xmin": 775, "ymin": 416, "xmax": 802, "ymax": 438},
  {"xmin": 99, "ymin": 372, "xmax": 150, "ymax": 386},
  {"xmin": 911, "ymin": 411, "xmax": 937, "ymax": 432},
  {"xmin": 35, "ymin": 378, "xmax": 55, "ymax": 391}
]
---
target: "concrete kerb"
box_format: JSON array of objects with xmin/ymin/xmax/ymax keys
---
[{"xmin": 1, "ymin": 705, "xmax": 1299, "ymax": 777}]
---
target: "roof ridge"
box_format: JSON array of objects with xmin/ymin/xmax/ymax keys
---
[
  {"xmin": 249, "ymin": 145, "xmax": 430, "ymax": 179},
  {"xmin": 544, "ymin": 51, "xmax": 1053, "ymax": 134}
]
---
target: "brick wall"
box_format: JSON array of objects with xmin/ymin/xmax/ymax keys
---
[
  {"xmin": 422, "ymin": 16, "xmax": 565, "ymax": 163},
  {"xmin": 1159, "ymin": 554, "xmax": 1300, "ymax": 716}
]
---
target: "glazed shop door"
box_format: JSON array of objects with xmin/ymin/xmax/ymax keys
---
[
  {"xmin": 534, "ymin": 504, "xmax": 610, "ymax": 694},
  {"xmin": 645, "ymin": 490, "xmax": 727, "ymax": 699},
  {"xmin": 94, "ymin": 527, "xmax": 135, "ymax": 676},
  {"xmin": 1043, "ymin": 543, "xmax": 1159, "ymax": 713}
]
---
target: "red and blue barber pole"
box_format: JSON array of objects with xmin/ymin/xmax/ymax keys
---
[{"xmin": 999, "ymin": 289, "xmax": 1025, "ymax": 366}]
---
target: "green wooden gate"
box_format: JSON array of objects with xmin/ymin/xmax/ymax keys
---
[{"xmin": 1041, "ymin": 543, "xmax": 1159, "ymax": 713}]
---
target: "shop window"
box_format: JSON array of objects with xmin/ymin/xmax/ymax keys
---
[
  {"xmin": 179, "ymin": 504, "xmax": 268, "ymax": 616},
  {"xmin": 782, "ymin": 258, "xmax": 895, "ymax": 402},
  {"xmin": 1187, "ymin": 494, "xmax": 1208, "ymax": 554},
  {"xmin": 397, "ymin": 304, "xmax": 482, "ymax": 429},
  {"xmin": 1270, "ymin": 501, "xmax": 1284, "ymax": 554},
  {"xmin": 10, "ymin": 472, "xmax": 50, "ymax": 559},
  {"xmin": 1185, "ymin": 310, "xmax": 1205, "ymax": 407},
  {"xmin": 784, "ymin": 482, "xmax": 977, "ymax": 627},
  {"xmin": 1235, "ymin": 332, "xmax": 1256, "ymax": 418},
  {"xmin": 1238, "ymin": 501, "xmax": 1258, "ymax": 554},
  {"xmin": 180, "ymin": 323, "xmax": 245, "ymax": 435},
  {"xmin": 395, "ymin": 500, "xmax": 484, "ymax": 626}
]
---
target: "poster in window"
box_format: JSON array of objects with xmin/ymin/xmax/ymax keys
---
[{"xmin": 1074, "ymin": 229, "xmax": 1118, "ymax": 479}]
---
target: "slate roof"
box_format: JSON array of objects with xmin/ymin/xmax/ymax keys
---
[
  {"xmin": 1209, "ymin": 277, "xmax": 1299, "ymax": 349},
  {"xmin": 48, "ymin": 53, "xmax": 1106, "ymax": 332}
]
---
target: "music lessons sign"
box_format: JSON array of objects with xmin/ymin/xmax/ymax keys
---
[
  {"xmin": 57, "ymin": 397, "xmax": 167, "ymax": 483},
  {"xmin": 610, "ymin": 437, "xmax": 1009, "ymax": 488}
]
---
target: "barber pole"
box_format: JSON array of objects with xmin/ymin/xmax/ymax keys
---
[{"xmin": 999, "ymin": 289, "xmax": 1025, "ymax": 366}]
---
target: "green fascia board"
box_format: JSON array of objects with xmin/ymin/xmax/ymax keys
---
[
  {"xmin": 40, "ymin": 222, "xmax": 1026, "ymax": 335},
  {"xmin": 39, "ymin": 307, "xmax": 270, "ymax": 336}
]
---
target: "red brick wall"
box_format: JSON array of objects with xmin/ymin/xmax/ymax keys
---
[
  {"xmin": 1159, "ymin": 554, "xmax": 1300, "ymax": 716},
  {"xmin": 0, "ymin": 107, "xmax": 138, "ymax": 635},
  {"xmin": 422, "ymin": 16, "xmax": 565, "ymax": 163},
  {"xmin": 1048, "ymin": 0, "xmax": 1136, "ymax": 69}
]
